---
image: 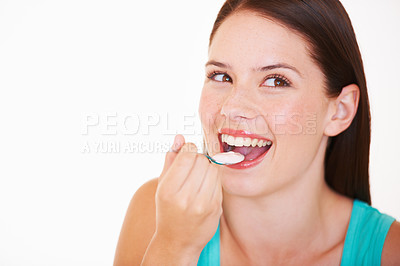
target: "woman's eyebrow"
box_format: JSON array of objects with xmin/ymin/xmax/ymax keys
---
[
  {"xmin": 256, "ymin": 64, "xmax": 303, "ymax": 77},
  {"xmin": 205, "ymin": 60, "xmax": 303, "ymax": 77},
  {"xmin": 205, "ymin": 60, "xmax": 230, "ymax": 68}
]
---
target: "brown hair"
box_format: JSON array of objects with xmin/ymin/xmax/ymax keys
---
[{"xmin": 210, "ymin": 0, "xmax": 371, "ymax": 204}]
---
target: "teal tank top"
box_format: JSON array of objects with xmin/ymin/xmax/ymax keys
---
[{"xmin": 197, "ymin": 199, "xmax": 395, "ymax": 265}]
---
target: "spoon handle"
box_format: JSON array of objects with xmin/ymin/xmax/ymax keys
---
[{"xmin": 203, "ymin": 154, "xmax": 225, "ymax": 165}]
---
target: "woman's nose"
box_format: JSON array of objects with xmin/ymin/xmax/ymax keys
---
[{"xmin": 220, "ymin": 87, "xmax": 260, "ymax": 122}]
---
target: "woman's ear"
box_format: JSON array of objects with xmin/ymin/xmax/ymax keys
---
[{"xmin": 324, "ymin": 84, "xmax": 360, "ymax": 137}]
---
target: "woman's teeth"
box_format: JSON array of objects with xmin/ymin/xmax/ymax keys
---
[{"xmin": 221, "ymin": 134, "xmax": 272, "ymax": 147}]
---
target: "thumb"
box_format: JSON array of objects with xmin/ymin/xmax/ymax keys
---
[{"xmin": 159, "ymin": 134, "xmax": 185, "ymax": 180}]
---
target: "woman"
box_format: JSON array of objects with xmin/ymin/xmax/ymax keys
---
[{"xmin": 114, "ymin": 0, "xmax": 400, "ymax": 265}]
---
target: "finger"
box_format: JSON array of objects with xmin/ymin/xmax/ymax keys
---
[
  {"xmin": 159, "ymin": 135, "xmax": 185, "ymax": 181},
  {"xmin": 160, "ymin": 142, "xmax": 198, "ymax": 188},
  {"xmin": 211, "ymin": 168, "xmax": 223, "ymax": 205},
  {"xmin": 169, "ymin": 134, "xmax": 185, "ymax": 153},
  {"xmin": 197, "ymin": 164, "xmax": 220, "ymax": 201},
  {"xmin": 209, "ymin": 167, "xmax": 223, "ymax": 219},
  {"xmin": 179, "ymin": 142, "xmax": 198, "ymax": 153},
  {"xmin": 178, "ymin": 154, "xmax": 210, "ymax": 195}
]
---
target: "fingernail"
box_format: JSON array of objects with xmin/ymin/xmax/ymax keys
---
[{"xmin": 169, "ymin": 136, "xmax": 179, "ymax": 153}]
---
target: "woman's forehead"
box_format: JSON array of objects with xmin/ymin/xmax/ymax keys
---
[{"xmin": 208, "ymin": 11, "xmax": 313, "ymax": 72}]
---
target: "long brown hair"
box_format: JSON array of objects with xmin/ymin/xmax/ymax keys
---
[{"xmin": 210, "ymin": 0, "xmax": 371, "ymax": 204}]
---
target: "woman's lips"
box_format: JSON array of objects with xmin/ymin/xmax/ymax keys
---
[{"xmin": 218, "ymin": 128, "xmax": 273, "ymax": 169}]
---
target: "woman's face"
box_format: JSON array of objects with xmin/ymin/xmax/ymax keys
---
[{"xmin": 199, "ymin": 11, "xmax": 333, "ymax": 197}]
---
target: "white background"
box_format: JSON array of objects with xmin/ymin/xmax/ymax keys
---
[{"xmin": 0, "ymin": 0, "xmax": 399, "ymax": 265}]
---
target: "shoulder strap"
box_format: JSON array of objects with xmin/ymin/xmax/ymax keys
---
[{"xmin": 341, "ymin": 199, "xmax": 395, "ymax": 266}]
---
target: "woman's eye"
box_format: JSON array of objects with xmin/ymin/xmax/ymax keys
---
[
  {"xmin": 209, "ymin": 73, "xmax": 232, "ymax": 83},
  {"xmin": 263, "ymin": 76, "xmax": 289, "ymax": 87}
]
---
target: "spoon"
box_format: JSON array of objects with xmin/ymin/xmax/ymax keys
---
[{"xmin": 204, "ymin": 151, "xmax": 245, "ymax": 165}]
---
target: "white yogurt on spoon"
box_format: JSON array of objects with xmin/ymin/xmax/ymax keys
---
[{"xmin": 211, "ymin": 151, "xmax": 245, "ymax": 165}]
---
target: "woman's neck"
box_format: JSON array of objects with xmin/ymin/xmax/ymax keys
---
[{"xmin": 220, "ymin": 157, "xmax": 352, "ymax": 264}]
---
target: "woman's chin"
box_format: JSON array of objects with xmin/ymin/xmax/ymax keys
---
[{"xmin": 220, "ymin": 169, "xmax": 273, "ymax": 197}]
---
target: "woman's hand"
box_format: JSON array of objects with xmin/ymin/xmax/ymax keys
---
[{"xmin": 142, "ymin": 135, "xmax": 223, "ymax": 264}]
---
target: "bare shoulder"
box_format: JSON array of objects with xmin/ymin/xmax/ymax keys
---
[
  {"xmin": 114, "ymin": 178, "xmax": 159, "ymax": 266},
  {"xmin": 382, "ymin": 220, "xmax": 400, "ymax": 266}
]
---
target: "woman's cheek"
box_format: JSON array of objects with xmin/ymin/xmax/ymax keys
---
[
  {"xmin": 200, "ymin": 87, "xmax": 225, "ymax": 113},
  {"xmin": 199, "ymin": 88, "xmax": 222, "ymax": 133},
  {"xmin": 265, "ymin": 96, "xmax": 323, "ymax": 137}
]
